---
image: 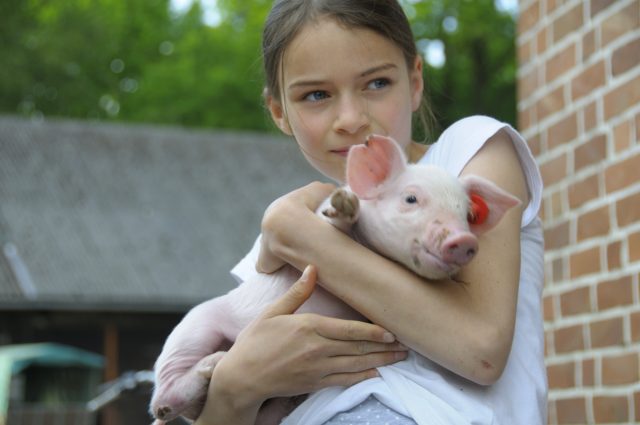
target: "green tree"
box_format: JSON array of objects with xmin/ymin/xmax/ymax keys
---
[
  {"xmin": 406, "ymin": 0, "xmax": 517, "ymax": 135},
  {"xmin": 0, "ymin": 0, "xmax": 516, "ymax": 134}
]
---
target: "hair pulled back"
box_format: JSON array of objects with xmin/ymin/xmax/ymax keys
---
[{"xmin": 263, "ymin": 0, "xmax": 417, "ymax": 99}]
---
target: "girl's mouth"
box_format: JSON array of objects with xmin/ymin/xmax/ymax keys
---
[{"xmin": 330, "ymin": 147, "xmax": 351, "ymax": 157}]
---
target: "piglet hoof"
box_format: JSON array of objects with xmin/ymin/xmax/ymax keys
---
[
  {"xmin": 323, "ymin": 188, "xmax": 360, "ymax": 223},
  {"xmin": 196, "ymin": 351, "xmax": 227, "ymax": 379},
  {"xmin": 155, "ymin": 405, "xmax": 172, "ymax": 420}
]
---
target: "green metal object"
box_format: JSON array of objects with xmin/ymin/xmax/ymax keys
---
[{"xmin": 0, "ymin": 343, "xmax": 104, "ymax": 424}]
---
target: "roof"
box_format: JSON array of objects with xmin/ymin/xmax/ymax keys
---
[{"xmin": 0, "ymin": 116, "xmax": 324, "ymax": 312}]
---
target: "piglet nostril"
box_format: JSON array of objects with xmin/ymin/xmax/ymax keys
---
[{"xmin": 441, "ymin": 233, "xmax": 479, "ymax": 266}]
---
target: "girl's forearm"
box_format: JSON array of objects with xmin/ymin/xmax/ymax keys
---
[{"xmin": 267, "ymin": 203, "xmax": 520, "ymax": 385}]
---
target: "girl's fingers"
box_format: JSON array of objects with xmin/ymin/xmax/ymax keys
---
[
  {"xmin": 326, "ymin": 339, "xmax": 408, "ymax": 357},
  {"xmin": 314, "ymin": 315, "xmax": 397, "ymax": 344},
  {"xmin": 259, "ymin": 265, "xmax": 317, "ymax": 318}
]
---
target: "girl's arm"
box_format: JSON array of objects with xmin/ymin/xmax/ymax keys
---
[
  {"xmin": 194, "ymin": 266, "xmax": 408, "ymax": 425},
  {"xmin": 259, "ymin": 130, "xmax": 529, "ymax": 385}
]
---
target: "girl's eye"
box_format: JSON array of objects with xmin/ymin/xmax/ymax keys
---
[
  {"xmin": 368, "ymin": 78, "xmax": 390, "ymax": 90},
  {"xmin": 304, "ymin": 90, "xmax": 329, "ymax": 102},
  {"xmin": 405, "ymin": 194, "xmax": 418, "ymax": 204}
]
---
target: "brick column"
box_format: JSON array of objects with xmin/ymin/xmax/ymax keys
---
[{"xmin": 517, "ymin": 0, "xmax": 640, "ymax": 423}]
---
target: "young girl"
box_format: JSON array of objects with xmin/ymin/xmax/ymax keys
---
[{"xmin": 195, "ymin": 0, "xmax": 546, "ymax": 424}]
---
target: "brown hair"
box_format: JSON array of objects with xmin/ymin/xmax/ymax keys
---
[{"xmin": 262, "ymin": 0, "xmax": 434, "ymax": 141}]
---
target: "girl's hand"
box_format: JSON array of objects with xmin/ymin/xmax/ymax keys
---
[
  {"xmin": 257, "ymin": 182, "xmax": 336, "ymax": 274},
  {"xmin": 196, "ymin": 265, "xmax": 408, "ymax": 425}
]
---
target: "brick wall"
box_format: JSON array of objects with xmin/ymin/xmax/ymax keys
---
[{"xmin": 517, "ymin": 0, "xmax": 640, "ymax": 423}]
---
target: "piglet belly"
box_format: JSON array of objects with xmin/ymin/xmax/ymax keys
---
[
  {"xmin": 228, "ymin": 265, "xmax": 366, "ymax": 325},
  {"xmin": 296, "ymin": 283, "xmax": 366, "ymax": 322}
]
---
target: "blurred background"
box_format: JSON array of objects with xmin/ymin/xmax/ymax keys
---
[
  {"xmin": 0, "ymin": 0, "xmax": 518, "ymax": 136},
  {"xmin": 0, "ymin": 1, "xmax": 520, "ymax": 424}
]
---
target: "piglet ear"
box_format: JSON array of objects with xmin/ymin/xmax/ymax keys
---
[
  {"xmin": 459, "ymin": 175, "xmax": 522, "ymax": 235},
  {"xmin": 347, "ymin": 134, "xmax": 407, "ymax": 199}
]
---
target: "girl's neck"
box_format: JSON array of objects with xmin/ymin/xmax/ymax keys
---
[{"xmin": 408, "ymin": 141, "xmax": 429, "ymax": 164}]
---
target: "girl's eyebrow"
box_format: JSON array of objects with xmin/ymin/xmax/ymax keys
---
[
  {"xmin": 360, "ymin": 63, "xmax": 397, "ymax": 77},
  {"xmin": 287, "ymin": 63, "xmax": 398, "ymax": 90}
]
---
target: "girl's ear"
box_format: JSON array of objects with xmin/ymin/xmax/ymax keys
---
[
  {"xmin": 265, "ymin": 91, "xmax": 293, "ymax": 135},
  {"xmin": 410, "ymin": 56, "xmax": 424, "ymax": 112}
]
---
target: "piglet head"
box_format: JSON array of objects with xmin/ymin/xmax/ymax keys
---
[{"xmin": 346, "ymin": 134, "xmax": 521, "ymax": 280}]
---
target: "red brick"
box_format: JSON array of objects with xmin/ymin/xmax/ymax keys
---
[
  {"xmin": 613, "ymin": 119, "xmax": 631, "ymax": 153},
  {"xmin": 552, "ymin": 257, "xmax": 565, "ymax": 282},
  {"xmin": 582, "ymin": 357, "xmax": 595, "ymax": 387},
  {"xmin": 602, "ymin": 352, "xmax": 639, "ymax": 385},
  {"xmin": 601, "ymin": 1, "xmax": 640, "ymax": 46},
  {"xmin": 540, "ymin": 152, "xmax": 567, "ymax": 186},
  {"xmin": 547, "ymin": 361, "xmax": 575, "ymax": 389},
  {"xmin": 543, "ymin": 294, "xmax": 555, "ymax": 321},
  {"xmin": 545, "ymin": 220, "xmax": 570, "ymax": 250},
  {"xmin": 519, "ymin": 67, "xmax": 539, "ymax": 101},
  {"xmin": 583, "ymin": 101, "xmax": 598, "ymax": 132},
  {"xmin": 612, "ymin": 36, "xmax": 640, "ymax": 77},
  {"xmin": 630, "ymin": 230, "xmax": 640, "ymax": 263},
  {"xmin": 606, "ymin": 240, "xmax": 622, "ymax": 271},
  {"xmin": 528, "ymin": 133, "xmax": 542, "ymax": 157},
  {"xmin": 582, "ymin": 29, "xmax": 596, "ymax": 62},
  {"xmin": 635, "ymin": 392, "xmax": 640, "ymax": 424},
  {"xmin": 569, "ymin": 172, "xmax": 599, "ymax": 209},
  {"xmin": 548, "ymin": 113, "xmax": 578, "ymax": 149},
  {"xmin": 617, "ymin": 191, "xmax": 640, "ymax": 228},
  {"xmin": 632, "ymin": 311, "xmax": 640, "ymax": 343},
  {"xmin": 550, "ymin": 189, "xmax": 564, "ymax": 219},
  {"xmin": 555, "ymin": 324, "xmax": 585, "ymax": 354},
  {"xmin": 577, "ymin": 206, "xmax": 610, "ymax": 241},
  {"xmin": 571, "ymin": 60, "xmax": 606, "ymax": 101},
  {"xmin": 593, "ymin": 395, "xmax": 628, "ymax": 423},
  {"xmin": 518, "ymin": 38, "xmax": 533, "ymax": 67},
  {"xmin": 537, "ymin": 86, "xmax": 565, "ymax": 122},
  {"xmin": 605, "ymin": 152, "xmax": 640, "ymax": 193},
  {"xmin": 604, "ymin": 74, "xmax": 640, "ymax": 120},
  {"xmin": 570, "ymin": 246, "xmax": 601, "ymax": 278},
  {"xmin": 575, "ymin": 133, "xmax": 607, "ymax": 172},
  {"xmin": 597, "ymin": 275, "xmax": 633, "ymax": 310},
  {"xmin": 590, "ymin": 316, "xmax": 624, "ymax": 348},
  {"xmin": 556, "ymin": 396, "xmax": 587, "ymax": 424},
  {"xmin": 590, "ymin": 0, "xmax": 616, "ymax": 17},
  {"xmin": 545, "ymin": 329, "xmax": 554, "ymax": 357},
  {"xmin": 553, "ymin": 3, "xmax": 583, "ymax": 43},
  {"xmin": 546, "ymin": 44, "xmax": 576, "ymax": 84},
  {"xmin": 560, "ymin": 285, "xmax": 591, "ymax": 316},
  {"xmin": 537, "ymin": 27, "xmax": 548, "ymax": 55},
  {"xmin": 518, "ymin": 105, "xmax": 534, "ymax": 132},
  {"xmin": 519, "ymin": 1, "xmax": 540, "ymax": 35}
]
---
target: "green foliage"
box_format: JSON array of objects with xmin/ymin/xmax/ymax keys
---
[
  {"xmin": 0, "ymin": 0, "xmax": 516, "ymax": 134},
  {"xmin": 404, "ymin": 0, "xmax": 517, "ymax": 134}
]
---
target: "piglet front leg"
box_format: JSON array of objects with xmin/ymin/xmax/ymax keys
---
[{"xmin": 321, "ymin": 187, "xmax": 360, "ymax": 233}]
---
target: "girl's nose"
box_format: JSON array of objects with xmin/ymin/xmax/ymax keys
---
[{"xmin": 333, "ymin": 95, "xmax": 369, "ymax": 135}]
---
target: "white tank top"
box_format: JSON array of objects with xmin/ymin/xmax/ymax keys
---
[{"xmin": 234, "ymin": 116, "xmax": 547, "ymax": 425}]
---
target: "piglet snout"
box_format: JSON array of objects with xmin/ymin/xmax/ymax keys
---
[{"xmin": 441, "ymin": 233, "xmax": 478, "ymax": 266}]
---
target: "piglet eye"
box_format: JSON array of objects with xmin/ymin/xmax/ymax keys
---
[{"xmin": 405, "ymin": 195, "xmax": 418, "ymax": 204}]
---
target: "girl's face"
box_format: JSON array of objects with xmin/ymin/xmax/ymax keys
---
[{"xmin": 268, "ymin": 18, "xmax": 424, "ymax": 183}]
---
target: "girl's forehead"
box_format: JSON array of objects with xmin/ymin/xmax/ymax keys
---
[{"xmin": 282, "ymin": 18, "xmax": 407, "ymax": 81}]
